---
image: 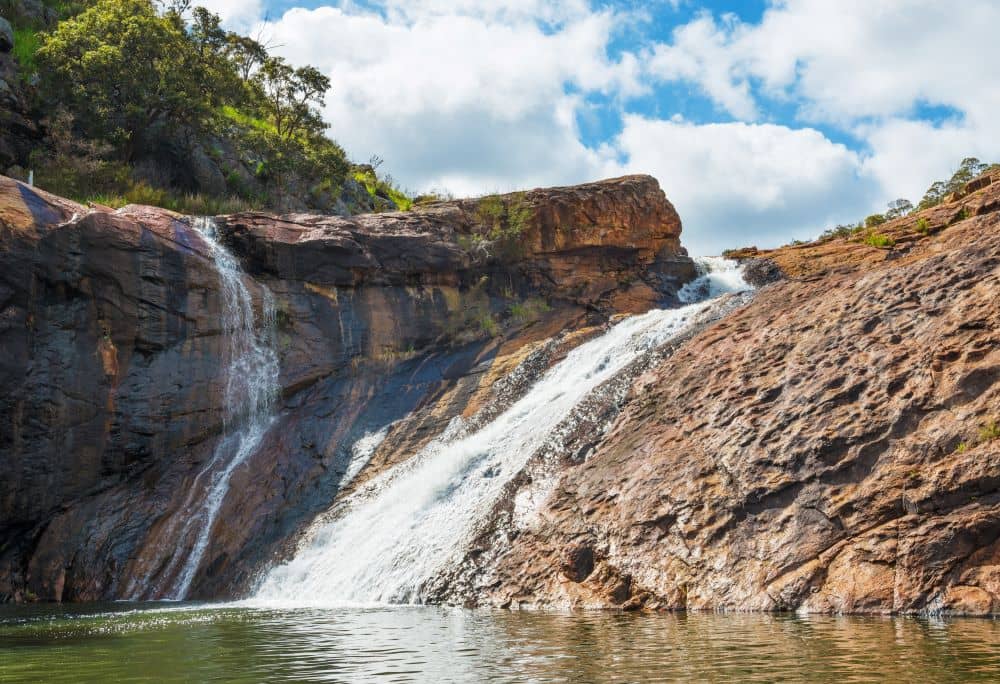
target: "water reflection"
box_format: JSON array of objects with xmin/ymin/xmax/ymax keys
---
[{"xmin": 1, "ymin": 604, "xmax": 999, "ymax": 683}]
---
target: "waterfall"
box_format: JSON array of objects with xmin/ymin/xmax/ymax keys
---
[
  {"xmin": 252, "ymin": 258, "xmax": 749, "ymax": 607},
  {"xmin": 164, "ymin": 217, "xmax": 280, "ymax": 600}
]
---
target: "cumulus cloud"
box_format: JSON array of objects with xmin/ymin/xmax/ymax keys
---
[
  {"xmin": 647, "ymin": 13, "xmax": 758, "ymax": 120},
  {"xmin": 204, "ymin": 0, "xmax": 998, "ymax": 254},
  {"xmin": 608, "ymin": 117, "xmax": 877, "ymax": 254},
  {"xmin": 259, "ymin": 4, "xmax": 635, "ymax": 195},
  {"xmin": 647, "ymin": 0, "xmax": 1000, "ymax": 208}
]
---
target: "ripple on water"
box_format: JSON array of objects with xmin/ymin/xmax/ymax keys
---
[{"xmin": 2, "ymin": 605, "xmax": 1000, "ymax": 683}]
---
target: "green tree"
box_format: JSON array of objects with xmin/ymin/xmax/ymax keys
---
[
  {"xmin": 885, "ymin": 198, "xmax": 913, "ymax": 219},
  {"xmin": 255, "ymin": 56, "xmax": 331, "ymax": 142},
  {"xmin": 36, "ymin": 0, "xmax": 215, "ymax": 159}
]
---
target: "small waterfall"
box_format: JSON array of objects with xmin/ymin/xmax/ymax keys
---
[
  {"xmin": 252, "ymin": 258, "xmax": 749, "ymax": 606},
  {"xmin": 164, "ymin": 217, "xmax": 280, "ymax": 600}
]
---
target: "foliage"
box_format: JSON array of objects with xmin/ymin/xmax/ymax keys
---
[
  {"xmin": 915, "ymin": 217, "xmax": 931, "ymax": 235},
  {"xmin": 862, "ymin": 231, "xmax": 895, "ymax": 248},
  {"xmin": 509, "ymin": 297, "xmax": 551, "ymax": 323},
  {"xmin": 466, "ymin": 192, "xmax": 532, "ymax": 259},
  {"xmin": 479, "ymin": 312, "xmax": 499, "ymax": 337},
  {"xmin": 12, "ymin": 26, "xmax": 40, "ymax": 71},
  {"xmin": 864, "ymin": 214, "xmax": 887, "ymax": 229},
  {"xmin": 819, "ymin": 223, "xmax": 864, "ymax": 242},
  {"xmin": 980, "ymin": 421, "xmax": 1000, "ymax": 443},
  {"xmin": 19, "ymin": 0, "xmax": 363, "ymax": 214},
  {"xmin": 885, "ymin": 198, "xmax": 913, "ymax": 219},
  {"xmin": 352, "ymin": 163, "xmax": 412, "ymax": 211},
  {"xmin": 918, "ymin": 157, "xmax": 994, "ymax": 210},
  {"xmin": 36, "ymin": 0, "xmax": 218, "ymax": 159}
]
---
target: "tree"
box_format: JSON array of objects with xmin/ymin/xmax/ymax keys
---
[
  {"xmin": 864, "ymin": 213, "xmax": 887, "ymax": 229},
  {"xmin": 945, "ymin": 157, "xmax": 989, "ymax": 194},
  {"xmin": 255, "ymin": 56, "xmax": 331, "ymax": 142},
  {"xmin": 36, "ymin": 0, "xmax": 215, "ymax": 160},
  {"xmin": 918, "ymin": 180, "xmax": 948, "ymax": 210},
  {"xmin": 226, "ymin": 33, "xmax": 269, "ymax": 82},
  {"xmin": 885, "ymin": 198, "xmax": 913, "ymax": 219}
]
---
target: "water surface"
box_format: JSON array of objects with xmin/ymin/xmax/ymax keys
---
[{"xmin": 2, "ymin": 604, "xmax": 999, "ymax": 682}]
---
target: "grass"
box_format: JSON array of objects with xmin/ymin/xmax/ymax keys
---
[
  {"xmin": 87, "ymin": 182, "xmax": 258, "ymax": 215},
  {"xmin": 352, "ymin": 168, "xmax": 413, "ymax": 211},
  {"xmin": 478, "ymin": 312, "xmax": 499, "ymax": 337},
  {"xmin": 12, "ymin": 26, "xmax": 40, "ymax": 72},
  {"xmin": 862, "ymin": 231, "xmax": 896, "ymax": 249},
  {"xmin": 915, "ymin": 217, "xmax": 931, "ymax": 235},
  {"xmin": 979, "ymin": 421, "xmax": 1000, "ymax": 443},
  {"xmin": 218, "ymin": 105, "xmax": 278, "ymax": 135},
  {"xmin": 509, "ymin": 297, "xmax": 551, "ymax": 323}
]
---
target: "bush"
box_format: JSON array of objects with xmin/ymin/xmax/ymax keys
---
[
  {"xmin": 862, "ymin": 232, "xmax": 895, "ymax": 248},
  {"xmin": 864, "ymin": 213, "xmax": 887, "ymax": 228},
  {"xmin": 509, "ymin": 297, "xmax": 551, "ymax": 323},
  {"xmin": 915, "ymin": 217, "xmax": 931, "ymax": 235},
  {"xmin": 980, "ymin": 421, "xmax": 1000, "ymax": 442},
  {"xmin": 467, "ymin": 191, "xmax": 532, "ymax": 260}
]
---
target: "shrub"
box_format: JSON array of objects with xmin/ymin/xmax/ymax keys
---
[
  {"xmin": 509, "ymin": 297, "xmax": 551, "ymax": 323},
  {"xmin": 915, "ymin": 217, "xmax": 931, "ymax": 235},
  {"xmin": 980, "ymin": 421, "xmax": 1000, "ymax": 443},
  {"xmin": 478, "ymin": 312, "xmax": 498, "ymax": 337},
  {"xmin": 468, "ymin": 191, "xmax": 532, "ymax": 260},
  {"xmin": 864, "ymin": 213, "xmax": 887, "ymax": 228},
  {"xmin": 863, "ymin": 232, "xmax": 895, "ymax": 248}
]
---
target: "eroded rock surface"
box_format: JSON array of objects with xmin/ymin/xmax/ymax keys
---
[
  {"xmin": 0, "ymin": 174, "xmax": 692, "ymax": 601},
  {"xmin": 471, "ymin": 173, "xmax": 1000, "ymax": 615}
]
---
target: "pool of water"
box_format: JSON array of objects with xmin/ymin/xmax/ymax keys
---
[{"xmin": 1, "ymin": 603, "xmax": 999, "ymax": 682}]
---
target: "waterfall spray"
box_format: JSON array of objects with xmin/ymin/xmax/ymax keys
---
[
  {"xmin": 161, "ymin": 217, "xmax": 280, "ymax": 599},
  {"xmin": 252, "ymin": 258, "xmax": 749, "ymax": 607}
]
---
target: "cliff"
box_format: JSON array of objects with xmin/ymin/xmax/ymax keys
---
[
  {"xmin": 464, "ymin": 172, "xmax": 1000, "ymax": 615},
  {"xmin": 0, "ymin": 173, "xmax": 692, "ymax": 601}
]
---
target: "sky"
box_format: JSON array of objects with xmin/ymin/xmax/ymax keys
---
[{"xmin": 198, "ymin": 0, "xmax": 1000, "ymax": 255}]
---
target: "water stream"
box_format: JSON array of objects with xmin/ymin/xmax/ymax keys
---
[
  {"xmin": 159, "ymin": 217, "xmax": 280, "ymax": 599},
  {"xmin": 253, "ymin": 258, "xmax": 748, "ymax": 606}
]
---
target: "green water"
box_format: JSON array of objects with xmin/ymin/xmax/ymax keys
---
[{"xmin": 1, "ymin": 604, "xmax": 999, "ymax": 683}]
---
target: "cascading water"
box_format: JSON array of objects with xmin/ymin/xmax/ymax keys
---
[
  {"xmin": 252, "ymin": 258, "xmax": 749, "ymax": 607},
  {"xmin": 160, "ymin": 217, "xmax": 280, "ymax": 600}
]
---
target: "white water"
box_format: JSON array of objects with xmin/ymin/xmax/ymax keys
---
[
  {"xmin": 252, "ymin": 258, "xmax": 748, "ymax": 607},
  {"xmin": 342, "ymin": 426, "xmax": 392, "ymax": 487},
  {"xmin": 165, "ymin": 217, "xmax": 280, "ymax": 599}
]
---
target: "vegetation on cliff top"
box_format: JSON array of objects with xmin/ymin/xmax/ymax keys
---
[
  {"xmin": 1, "ymin": 0, "xmax": 411, "ymax": 214},
  {"xmin": 815, "ymin": 157, "xmax": 997, "ymax": 244}
]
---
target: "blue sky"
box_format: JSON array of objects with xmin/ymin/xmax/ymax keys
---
[{"xmin": 201, "ymin": 0, "xmax": 1000, "ymax": 254}]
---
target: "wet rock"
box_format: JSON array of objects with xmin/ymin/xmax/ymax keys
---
[
  {"xmin": 472, "ymin": 174, "xmax": 1000, "ymax": 616},
  {"xmin": 0, "ymin": 173, "xmax": 694, "ymax": 602},
  {"xmin": 741, "ymin": 258, "xmax": 784, "ymax": 287}
]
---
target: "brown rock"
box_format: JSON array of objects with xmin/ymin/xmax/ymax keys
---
[
  {"xmin": 469, "ymin": 175, "xmax": 1000, "ymax": 616},
  {"xmin": 0, "ymin": 173, "xmax": 693, "ymax": 602}
]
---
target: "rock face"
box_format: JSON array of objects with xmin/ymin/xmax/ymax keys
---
[
  {"xmin": 4, "ymin": 164, "xmax": 1000, "ymax": 617},
  {"xmin": 468, "ymin": 172, "xmax": 1000, "ymax": 615},
  {"xmin": 0, "ymin": 173, "xmax": 692, "ymax": 601}
]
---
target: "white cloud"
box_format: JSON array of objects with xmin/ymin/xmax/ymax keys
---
[
  {"xmin": 202, "ymin": 0, "xmax": 998, "ymax": 255},
  {"xmin": 259, "ymin": 5, "xmax": 635, "ymax": 196},
  {"xmin": 647, "ymin": 13, "xmax": 758, "ymax": 120},
  {"xmin": 609, "ymin": 116, "xmax": 878, "ymax": 254},
  {"xmin": 195, "ymin": 0, "xmax": 264, "ymax": 32},
  {"xmin": 646, "ymin": 0, "xmax": 1000, "ymax": 213}
]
